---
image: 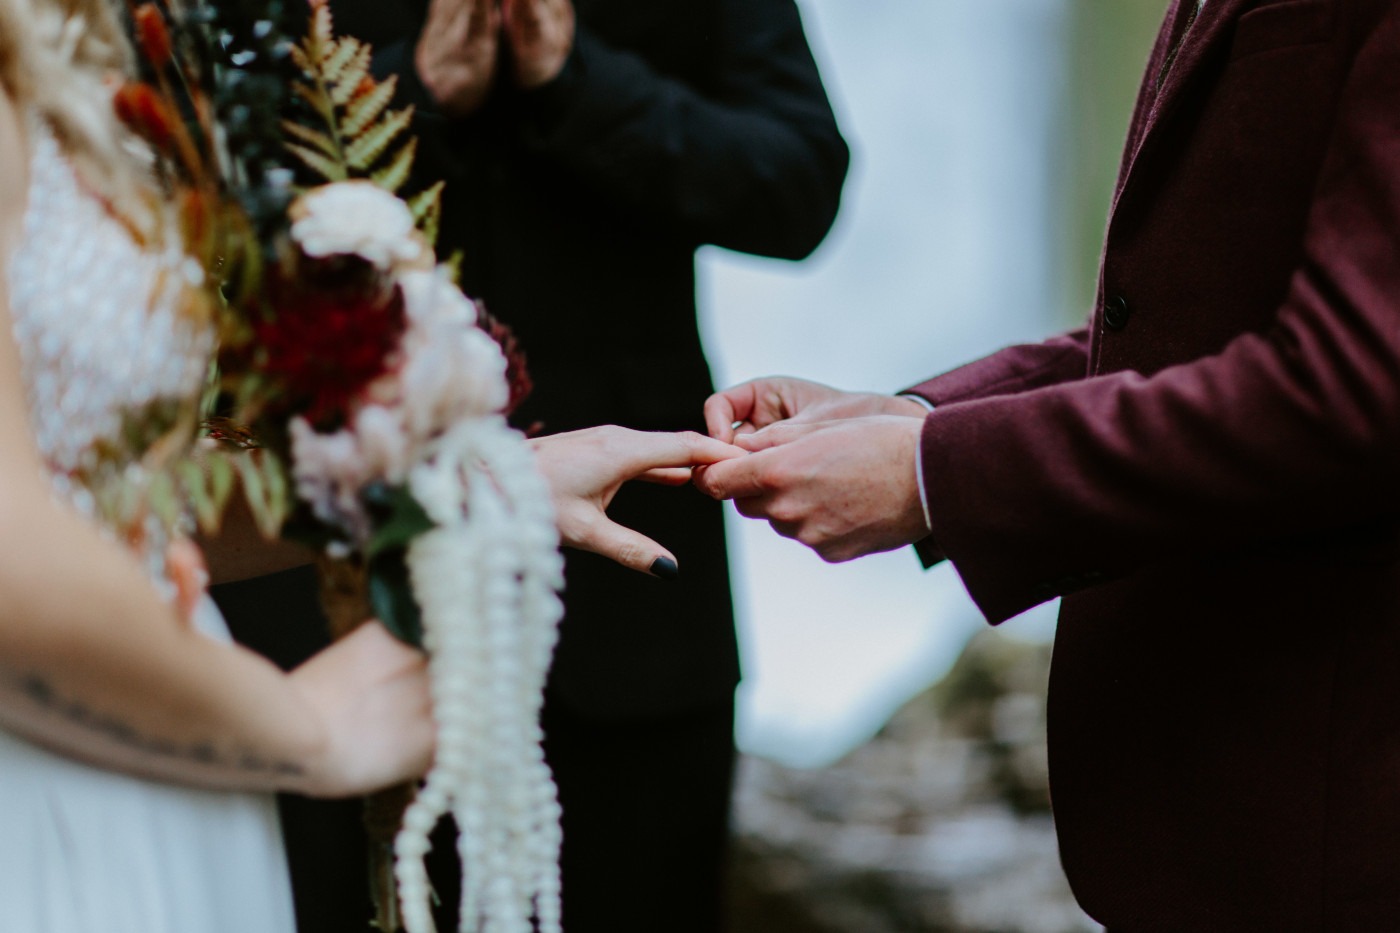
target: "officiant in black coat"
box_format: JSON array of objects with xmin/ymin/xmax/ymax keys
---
[{"xmin": 214, "ymin": 0, "xmax": 847, "ymax": 929}]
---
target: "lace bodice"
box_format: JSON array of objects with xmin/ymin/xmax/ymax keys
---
[{"xmin": 6, "ymin": 124, "xmax": 212, "ymax": 563}]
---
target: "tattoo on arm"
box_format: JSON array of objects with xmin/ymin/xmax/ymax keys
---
[{"xmin": 5, "ymin": 671, "xmax": 304, "ymax": 777}]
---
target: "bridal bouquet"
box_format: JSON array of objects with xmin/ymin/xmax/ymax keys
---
[{"xmin": 118, "ymin": 3, "xmax": 563, "ymax": 931}]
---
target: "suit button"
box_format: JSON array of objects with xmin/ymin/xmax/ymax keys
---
[{"xmin": 1103, "ymin": 294, "xmax": 1131, "ymax": 330}]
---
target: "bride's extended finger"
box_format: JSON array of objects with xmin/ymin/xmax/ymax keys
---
[
  {"xmin": 636, "ymin": 467, "xmax": 693, "ymax": 486},
  {"xmin": 613, "ymin": 429, "xmax": 746, "ymax": 476},
  {"xmin": 574, "ymin": 516, "xmax": 679, "ymax": 579}
]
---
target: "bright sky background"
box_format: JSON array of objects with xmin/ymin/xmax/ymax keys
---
[{"xmin": 699, "ymin": 0, "xmax": 1075, "ymax": 768}]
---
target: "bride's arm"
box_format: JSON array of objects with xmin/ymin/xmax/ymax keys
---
[{"xmin": 0, "ymin": 89, "xmax": 432, "ymax": 797}]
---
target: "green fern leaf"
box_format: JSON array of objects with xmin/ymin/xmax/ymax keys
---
[
  {"xmin": 281, "ymin": 120, "xmax": 339, "ymax": 158},
  {"xmin": 370, "ymin": 137, "xmax": 417, "ymax": 192},
  {"xmin": 342, "ymin": 75, "xmax": 399, "ymax": 138},
  {"xmin": 407, "ymin": 181, "xmax": 444, "ymax": 247},
  {"xmin": 261, "ymin": 450, "xmax": 289, "ymax": 528},
  {"xmin": 147, "ymin": 470, "xmax": 181, "ymax": 530},
  {"xmin": 208, "ymin": 453, "xmax": 236, "ymax": 516},
  {"xmin": 347, "ymin": 106, "xmax": 414, "ymax": 171},
  {"xmin": 406, "ymin": 180, "xmax": 444, "ymax": 223},
  {"xmin": 322, "ymin": 36, "xmax": 363, "ymax": 84},
  {"xmin": 175, "ymin": 460, "xmax": 220, "ymax": 533},
  {"xmin": 235, "ymin": 451, "xmax": 287, "ymax": 540},
  {"xmin": 287, "ymin": 142, "xmax": 349, "ymax": 182},
  {"xmin": 441, "ymin": 250, "xmax": 464, "ymax": 285},
  {"xmin": 293, "ymin": 81, "xmax": 333, "ymax": 121},
  {"xmin": 419, "ymin": 198, "xmax": 441, "ymax": 247},
  {"xmin": 330, "ymin": 45, "xmax": 373, "ymax": 106},
  {"xmin": 288, "ymin": 42, "xmax": 312, "ymax": 74},
  {"xmin": 308, "ymin": 2, "xmax": 334, "ymax": 57}
]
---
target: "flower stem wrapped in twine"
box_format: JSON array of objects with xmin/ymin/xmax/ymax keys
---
[{"xmin": 315, "ymin": 553, "xmax": 416, "ymax": 932}]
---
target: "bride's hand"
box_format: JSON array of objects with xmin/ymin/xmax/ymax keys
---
[
  {"xmin": 289, "ymin": 621, "xmax": 435, "ymax": 798},
  {"xmin": 530, "ymin": 427, "xmax": 747, "ymax": 576},
  {"xmin": 165, "ymin": 537, "xmax": 210, "ymax": 626}
]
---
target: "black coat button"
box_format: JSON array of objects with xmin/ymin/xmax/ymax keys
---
[{"xmin": 1104, "ymin": 294, "xmax": 1131, "ymax": 330}]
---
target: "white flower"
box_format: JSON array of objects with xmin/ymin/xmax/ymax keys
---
[
  {"xmin": 397, "ymin": 270, "xmax": 509, "ymax": 437},
  {"xmin": 290, "ymin": 181, "xmax": 425, "ymax": 270},
  {"xmin": 399, "ymin": 269, "xmax": 478, "ymax": 327}
]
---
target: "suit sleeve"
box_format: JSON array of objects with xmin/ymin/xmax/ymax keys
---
[
  {"xmin": 921, "ymin": 7, "xmax": 1400, "ymax": 624},
  {"xmin": 511, "ymin": 0, "xmax": 849, "ymax": 260},
  {"xmin": 899, "ymin": 329, "xmax": 1091, "ymax": 568},
  {"xmin": 902, "ymin": 328, "xmax": 1091, "ymax": 407}
]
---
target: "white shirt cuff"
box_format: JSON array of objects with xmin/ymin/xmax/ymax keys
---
[
  {"xmin": 897, "ymin": 395, "xmax": 935, "ymax": 533},
  {"xmin": 900, "ymin": 393, "xmax": 935, "ymax": 413}
]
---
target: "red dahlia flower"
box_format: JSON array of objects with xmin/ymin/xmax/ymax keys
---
[
  {"xmin": 256, "ymin": 260, "xmax": 408, "ymax": 429},
  {"xmin": 473, "ymin": 300, "xmax": 533, "ymax": 417}
]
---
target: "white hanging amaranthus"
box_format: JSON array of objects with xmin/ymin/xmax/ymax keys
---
[
  {"xmin": 284, "ymin": 181, "xmax": 566, "ymax": 933},
  {"xmin": 396, "ymin": 416, "xmax": 565, "ymax": 933}
]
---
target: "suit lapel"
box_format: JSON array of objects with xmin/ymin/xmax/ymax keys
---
[
  {"xmin": 1113, "ymin": 0, "xmax": 1249, "ymax": 208},
  {"xmin": 1149, "ymin": 0, "xmax": 1240, "ymax": 120}
]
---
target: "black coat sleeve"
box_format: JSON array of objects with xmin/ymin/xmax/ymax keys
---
[{"xmin": 511, "ymin": 0, "xmax": 850, "ymax": 260}]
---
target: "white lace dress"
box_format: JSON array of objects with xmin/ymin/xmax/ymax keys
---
[{"xmin": 0, "ymin": 126, "xmax": 297, "ymax": 933}]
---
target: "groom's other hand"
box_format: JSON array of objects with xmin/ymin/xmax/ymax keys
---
[
  {"xmin": 416, "ymin": 0, "xmax": 502, "ymax": 117},
  {"xmin": 704, "ymin": 377, "xmax": 928, "ymax": 443},
  {"xmin": 502, "ymin": 0, "xmax": 575, "ymax": 89},
  {"xmin": 694, "ymin": 416, "xmax": 929, "ymax": 563}
]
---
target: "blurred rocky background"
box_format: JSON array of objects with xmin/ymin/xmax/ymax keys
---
[{"xmin": 726, "ymin": 631, "xmax": 1100, "ymax": 933}]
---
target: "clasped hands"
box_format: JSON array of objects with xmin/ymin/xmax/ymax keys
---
[
  {"xmin": 548, "ymin": 378, "xmax": 932, "ymax": 576},
  {"xmin": 692, "ymin": 377, "xmax": 932, "ymax": 563},
  {"xmin": 416, "ymin": 0, "xmax": 575, "ymax": 116}
]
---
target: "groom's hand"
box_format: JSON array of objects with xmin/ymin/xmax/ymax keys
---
[
  {"xmin": 693, "ymin": 415, "xmax": 929, "ymax": 563},
  {"xmin": 704, "ymin": 377, "xmax": 927, "ymax": 443}
]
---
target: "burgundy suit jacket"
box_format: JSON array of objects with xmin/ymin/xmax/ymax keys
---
[{"xmin": 906, "ymin": 1, "xmax": 1400, "ymax": 929}]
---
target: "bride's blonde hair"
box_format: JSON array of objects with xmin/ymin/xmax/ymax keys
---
[{"xmin": 0, "ymin": 0, "xmax": 151, "ymax": 224}]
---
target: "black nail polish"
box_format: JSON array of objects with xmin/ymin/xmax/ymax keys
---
[{"xmin": 650, "ymin": 556, "xmax": 679, "ymax": 581}]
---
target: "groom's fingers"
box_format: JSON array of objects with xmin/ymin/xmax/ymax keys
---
[
  {"xmin": 704, "ymin": 380, "xmax": 791, "ymax": 441},
  {"xmin": 703, "ymin": 389, "xmax": 748, "ymax": 441},
  {"xmin": 691, "ymin": 451, "xmax": 767, "ymax": 500},
  {"xmin": 707, "ymin": 377, "xmax": 830, "ymax": 441},
  {"xmin": 734, "ymin": 420, "xmax": 828, "ymax": 453}
]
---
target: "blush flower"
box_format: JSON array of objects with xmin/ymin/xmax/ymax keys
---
[
  {"xmin": 397, "ymin": 270, "xmax": 509, "ymax": 437},
  {"xmin": 288, "ymin": 417, "xmax": 373, "ymax": 541}
]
